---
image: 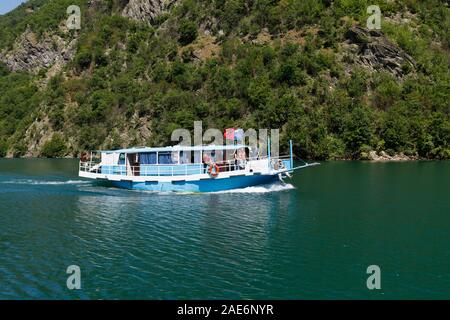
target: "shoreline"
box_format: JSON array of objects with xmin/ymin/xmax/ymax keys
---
[{"xmin": 0, "ymin": 150, "xmax": 445, "ymax": 162}]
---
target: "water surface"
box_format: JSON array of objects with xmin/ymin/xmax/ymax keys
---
[{"xmin": 0, "ymin": 159, "xmax": 449, "ymax": 299}]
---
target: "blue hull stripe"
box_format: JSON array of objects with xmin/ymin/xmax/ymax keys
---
[{"xmin": 109, "ymin": 174, "xmax": 279, "ymax": 192}]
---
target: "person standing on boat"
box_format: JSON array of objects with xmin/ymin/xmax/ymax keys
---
[
  {"xmin": 236, "ymin": 148, "xmax": 246, "ymax": 170},
  {"xmin": 203, "ymin": 153, "xmax": 211, "ymax": 173},
  {"xmin": 210, "ymin": 150, "xmax": 217, "ymax": 163},
  {"xmin": 172, "ymin": 151, "xmax": 179, "ymax": 164}
]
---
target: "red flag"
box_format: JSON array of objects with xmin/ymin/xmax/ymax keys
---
[{"xmin": 224, "ymin": 128, "xmax": 235, "ymax": 140}]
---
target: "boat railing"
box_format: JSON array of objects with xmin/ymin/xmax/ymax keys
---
[{"xmin": 79, "ymin": 155, "xmax": 291, "ymax": 177}]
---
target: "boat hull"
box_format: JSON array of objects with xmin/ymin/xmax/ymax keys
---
[{"xmin": 108, "ymin": 174, "xmax": 279, "ymax": 192}]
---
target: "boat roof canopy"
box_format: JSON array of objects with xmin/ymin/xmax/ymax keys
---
[{"xmin": 100, "ymin": 144, "xmax": 249, "ymax": 154}]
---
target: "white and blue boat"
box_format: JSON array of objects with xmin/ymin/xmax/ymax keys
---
[{"xmin": 78, "ymin": 141, "xmax": 318, "ymax": 193}]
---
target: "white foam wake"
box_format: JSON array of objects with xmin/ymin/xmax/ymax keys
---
[
  {"xmin": 0, "ymin": 179, "xmax": 90, "ymax": 185},
  {"xmin": 131, "ymin": 182, "xmax": 295, "ymax": 195},
  {"xmin": 211, "ymin": 182, "xmax": 295, "ymax": 194}
]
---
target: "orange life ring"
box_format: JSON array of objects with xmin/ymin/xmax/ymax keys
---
[{"xmin": 208, "ymin": 163, "xmax": 220, "ymax": 177}]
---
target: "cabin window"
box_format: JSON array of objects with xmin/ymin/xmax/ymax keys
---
[
  {"xmin": 158, "ymin": 152, "xmax": 173, "ymax": 164},
  {"xmin": 179, "ymin": 151, "xmax": 190, "ymax": 164},
  {"xmin": 171, "ymin": 151, "xmax": 180, "ymax": 164},
  {"xmin": 140, "ymin": 152, "xmax": 157, "ymax": 165},
  {"xmin": 193, "ymin": 151, "xmax": 201, "ymax": 164},
  {"xmin": 118, "ymin": 153, "xmax": 126, "ymax": 165}
]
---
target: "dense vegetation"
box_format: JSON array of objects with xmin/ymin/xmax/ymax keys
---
[{"xmin": 0, "ymin": 0, "xmax": 448, "ymax": 159}]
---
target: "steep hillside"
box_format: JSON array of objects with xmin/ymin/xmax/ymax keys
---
[{"xmin": 0, "ymin": 0, "xmax": 448, "ymax": 159}]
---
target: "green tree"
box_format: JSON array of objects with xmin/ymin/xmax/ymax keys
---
[
  {"xmin": 178, "ymin": 19, "xmax": 198, "ymax": 45},
  {"xmin": 0, "ymin": 62, "xmax": 9, "ymax": 76},
  {"xmin": 41, "ymin": 134, "xmax": 67, "ymax": 158},
  {"xmin": 74, "ymin": 50, "xmax": 92, "ymax": 72},
  {"xmin": 343, "ymin": 106, "xmax": 375, "ymax": 155},
  {"xmin": 0, "ymin": 140, "xmax": 7, "ymax": 157}
]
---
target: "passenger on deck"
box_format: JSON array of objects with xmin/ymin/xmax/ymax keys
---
[
  {"xmin": 210, "ymin": 150, "xmax": 216, "ymax": 163},
  {"xmin": 80, "ymin": 152, "xmax": 89, "ymax": 163},
  {"xmin": 202, "ymin": 153, "xmax": 211, "ymax": 173},
  {"xmin": 172, "ymin": 151, "xmax": 179, "ymax": 164},
  {"xmin": 236, "ymin": 148, "xmax": 246, "ymax": 170}
]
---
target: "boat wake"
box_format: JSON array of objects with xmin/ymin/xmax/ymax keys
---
[
  {"xmin": 211, "ymin": 182, "xmax": 295, "ymax": 194},
  {"xmin": 120, "ymin": 182, "xmax": 296, "ymax": 195},
  {"xmin": 1, "ymin": 178, "xmax": 293, "ymax": 194},
  {"xmin": 0, "ymin": 179, "xmax": 91, "ymax": 185}
]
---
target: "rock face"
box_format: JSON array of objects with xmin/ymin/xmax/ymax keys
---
[
  {"xmin": 0, "ymin": 29, "xmax": 77, "ymax": 73},
  {"xmin": 365, "ymin": 150, "xmax": 418, "ymax": 161},
  {"xmin": 345, "ymin": 26, "xmax": 416, "ymax": 77},
  {"xmin": 122, "ymin": 0, "xmax": 178, "ymax": 24}
]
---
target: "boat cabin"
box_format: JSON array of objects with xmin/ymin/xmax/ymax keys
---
[{"xmin": 96, "ymin": 145, "xmax": 255, "ymax": 176}]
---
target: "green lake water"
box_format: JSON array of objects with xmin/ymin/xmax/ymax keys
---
[{"xmin": 0, "ymin": 159, "xmax": 449, "ymax": 299}]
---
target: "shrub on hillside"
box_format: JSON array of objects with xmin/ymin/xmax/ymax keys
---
[
  {"xmin": 178, "ymin": 20, "xmax": 198, "ymax": 45},
  {"xmin": 0, "ymin": 140, "xmax": 7, "ymax": 157},
  {"xmin": 41, "ymin": 134, "xmax": 67, "ymax": 158}
]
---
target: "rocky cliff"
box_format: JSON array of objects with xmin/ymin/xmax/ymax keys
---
[
  {"xmin": 344, "ymin": 26, "xmax": 416, "ymax": 78},
  {"xmin": 0, "ymin": 28, "xmax": 76, "ymax": 74},
  {"xmin": 121, "ymin": 0, "xmax": 179, "ymax": 24}
]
